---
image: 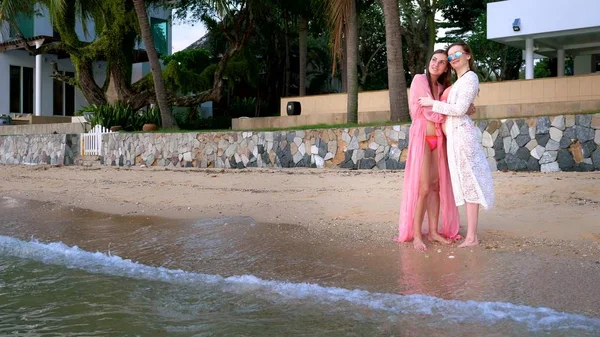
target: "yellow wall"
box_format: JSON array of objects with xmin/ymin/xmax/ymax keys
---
[
  {"xmin": 280, "ymin": 73, "xmax": 600, "ymax": 115},
  {"xmin": 0, "ymin": 123, "xmax": 89, "ymax": 135},
  {"xmin": 11, "ymin": 115, "xmax": 74, "ymax": 125},
  {"xmin": 234, "ymin": 74, "xmax": 600, "ymax": 130}
]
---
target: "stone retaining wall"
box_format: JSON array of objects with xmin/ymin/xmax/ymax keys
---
[
  {"xmin": 0, "ymin": 134, "xmax": 79, "ymax": 166},
  {"xmin": 102, "ymin": 113, "xmax": 600, "ymax": 172}
]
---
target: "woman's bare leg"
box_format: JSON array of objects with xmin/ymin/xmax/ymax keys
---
[
  {"xmin": 426, "ymin": 146, "xmax": 451, "ymax": 244},
  {"xmin": 412, "ymin": 143, "xmax": 432, "ymax": 251},
  {"xmin": 458, "ymin": 202, "xmax": 480, "ymax": 248}
]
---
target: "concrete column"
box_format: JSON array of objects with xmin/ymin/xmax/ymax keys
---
[
  {"xmin": 35, "ymin": 40, "xmax": 42, "ymax": 116},
  {"xmin": 525, "ymin": 38, "xmax": 534, "ymax": 79},
  {"xmin": 557, "ymin": 49, "xmax": 565, "ymax": 77}
]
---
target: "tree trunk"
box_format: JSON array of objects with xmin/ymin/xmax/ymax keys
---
[
  {"xmin": 298, "ymin": 16, "xmax": 308, "ymax": 96},
  {"xmin": 283, "ymin": 12, "xmax": 291, "ymax": 97},
  {"xmin": 132, "ymin": 0, "xmax": 177, "ymax": 129},
  {"xmin": 382, "ymin": 0, "xmax": 410, "ymax": 122},
  {"xmin": 341, "ymin": 33, "xmax": 348, "ymax": 92},
  {"xmin": 426, "ymin": 1, "xmax": 436, "ymax": 57},
  {"xmin": 76, "ymin": 60, "xmax": 107, "ymax": 106},
  {"xmin": 346, "ymin": 0, "xmax": 359, "ymax": 124}
]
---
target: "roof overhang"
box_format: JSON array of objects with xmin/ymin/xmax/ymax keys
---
[
  {"xmin": 491, "ymin": 27, "xmax": 600, "ymax": 58},
  {"xmin": 0, "ymin": 35, "xmax": 154, "ymax": 63},
  {"xmin": 0, "ymin": 35, "xmax": 68, "ymax": 56}
]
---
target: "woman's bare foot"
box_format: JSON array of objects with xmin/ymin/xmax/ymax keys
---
[
  {"xmin": 427, "ymin": 232, "xmax": 452, "ymax": 245},
  {"xmin": 458, "ymin": 237, "xmax": 479, "ymax": 248},
  {"xmin": 413, "ymin": 237, "xmax": 427, "ymax": 251}
]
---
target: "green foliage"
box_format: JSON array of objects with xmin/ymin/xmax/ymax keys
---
[
  {"xmin": 229, "ymin": 97, "xmax": 257, "ymax": 117},
  {"xmin": 173, "ymin": 108, "xmax": 232, "ymax": 130},
  {"xmin": 534, "ymin": 59, "xmax": 552, "ymax": 78},
  {"xmin": 135, "ymin": 54, "xmax": 214, "ymax": 94},
  {"xmin": 534, "ymin": 57, "xmax": 575, "ymax": 78},
  {"xmin": 144, "ymin": 106, "xmax": 162, "ymax": 126},
  {"xmin": 223, "ymin": 50, "xmax": 260, "ymax": 88},
  {"xmin": 438, "ymin": 0, "xmax": 487, "ymax": 40},
  {"xmin": 163, "ymin": 48, "xmax": 212, "ymax": 70},
  {"xmin": 358, "ymin": 3, "xmax": 388, "ymax": 91},
  {"xmin": 306, "ymin": 32, "xmax": 336, "ymax": 94},
  {"xmin": 162, "ymin": 61, "xmax": 213, "ymax": 94},
  {"xmin": 136, "ymin": 45, "xmax": 260, "ymax": 95},
  {"xmin": 467, "ymin": 12, "xmax": 522, "ymax": 81},
  {"xmin": 78, "ymin": 102, "xmax": 161, "ymax": 131},
  {"xmin": 399, "ymin": 0, "xmax": 428, "ymax": 78}
]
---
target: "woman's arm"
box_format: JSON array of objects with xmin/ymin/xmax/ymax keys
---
[
  {"xmin": 431, "ymin": 72, "xmax": 479, "ymax": 116},
  {"xmin": 410, "ymin": 75, "xmax": 446, "ymax": 123},
  {"xmin": 418, "ymin": 72, "xmax": 479, "ymax": 117}
]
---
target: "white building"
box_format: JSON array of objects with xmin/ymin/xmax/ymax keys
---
[
  {"xmin": 487, "ymin": 0, "xmax": 600, "ymax": 79},
  {"xmin": 0, "ymin": 5, "xmax": 172, "ymax": 117}
]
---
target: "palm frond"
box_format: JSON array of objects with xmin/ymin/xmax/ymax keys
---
[
  {"xmin": 0, "ymin": 0, "xmax": 35, "ymax": 22},
  {"xmin": 46, "ymin": 0, "xmax": 67, "ymax": 28},
  {"xmin": 328, "ymin": 0, "xmax": 352, "ymax": 75}
]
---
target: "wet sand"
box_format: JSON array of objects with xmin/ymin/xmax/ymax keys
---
[
  {"xmin": 1, "ymin": 196, "xmax": 599, "ymax": 319},
  {"xmin": 0, "ymin": 165, "xmax": 598, "ymax": 247}
]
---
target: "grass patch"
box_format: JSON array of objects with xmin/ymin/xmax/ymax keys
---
[
  {"xmin": 255, "ymin": 121, "xmax": 410, "ymax": 132},
  {"xmin": 124, "ymin": 120, "xmax": 411, "ymax": 134}
]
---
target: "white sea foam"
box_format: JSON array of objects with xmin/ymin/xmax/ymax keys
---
[{"xmin": 1, "ymin": 235, "xmax": 598, "ymax": 332}]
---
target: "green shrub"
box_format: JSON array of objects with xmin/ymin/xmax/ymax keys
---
[
  {"xmin": 229, "ymin": 97, "xmax": 256, "ymax": 117},
  {"xmin": 174, "ymin": 107, "xmax": 231, "ymax": 130},
  {"xmin": 78, "ymin": 102, "xmax": 161, "ymax": 131}
]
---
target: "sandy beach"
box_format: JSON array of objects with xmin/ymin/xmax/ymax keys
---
[{"xmin": 0, "ymin": 165, "xmax": 598, "ymax": 251}]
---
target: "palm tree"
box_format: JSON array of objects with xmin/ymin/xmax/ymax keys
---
[
  {"xmin": 381, "ymin": 0, "xmax": 410, "ymax": 122},
  {"xmin": 298, "ymin": 15, "xmax": 308, "ymax": 96},
  {"xmin": 329, "ymin": 0, "xmax": 359, "ymax": 123},
  {"xmin": 132, "ymin": 0, "xmax": 177, "ymax": 129}
]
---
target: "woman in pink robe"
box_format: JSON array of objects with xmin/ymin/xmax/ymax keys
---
[{"xmin": 395, "ymin": 50, "xmax": 461, "ymax": 251}]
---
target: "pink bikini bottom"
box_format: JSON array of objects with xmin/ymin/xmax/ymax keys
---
[{"xmin": 425, "ymin": 135, "xmax": 438, "ymax": 151}]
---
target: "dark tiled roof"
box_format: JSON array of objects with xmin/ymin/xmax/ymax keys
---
[
  {"xmin": 0, "ymin": 35, "xmax": 59, "ymax": 51},
  {"xmin": 184, "ymin": 33, "xmax": 209, "ymax": 51}
]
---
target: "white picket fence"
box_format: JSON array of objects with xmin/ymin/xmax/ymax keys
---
[{"xmin": 80, "ymin": 125, "xmax": 112, "ymax": 156}]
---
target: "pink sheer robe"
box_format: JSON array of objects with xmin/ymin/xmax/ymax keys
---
[{"xmin": 395, "ymin": 74, "xmax": 460, "ymax": 242}]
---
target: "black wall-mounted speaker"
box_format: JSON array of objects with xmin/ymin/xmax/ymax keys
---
[{"xmin": 286, "ymin": 101, "xmax": 301, "ymax": 116}]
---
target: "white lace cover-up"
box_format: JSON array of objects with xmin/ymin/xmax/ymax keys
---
[{"xmin": 432, "ymin": 71, "xmax": 494, "ymax": 209}]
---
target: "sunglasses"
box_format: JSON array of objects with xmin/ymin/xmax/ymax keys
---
[{"xmin": 447, "ymin": 51, "xmax": 463, "ymax": 62}]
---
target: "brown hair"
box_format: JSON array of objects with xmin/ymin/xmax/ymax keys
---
[
  {"xmin": 446, "ymin": 40, "xmax": 475, "ymax": 71},
  {"xmin": 426, "ymin": 49, "xmax": 452, "ymax": 98}
]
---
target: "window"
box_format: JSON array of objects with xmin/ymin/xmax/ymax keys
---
[
  {"xmin": 23, "ymin": 67, "xmax": 34, "ymax": 114},
  {"xmin": 53, "ymin": 77, "xmax": 63, "ymax": 115},
  {"xmin": 9, "ymin": 65, "xmax": 34, "ymax": 114},
  {"xmin": 53, "ymin": 71, "xmax": 75, "ymax": 116},
  {"xmin": 65, "ymin": 72, "xmax": 75, "ymax": 116},
  {"xmin": 9, "ymin": 12, "xmax": 34, "ymax": 39},
  {"xmin": 9, "ymin": 66, "xmax": 20, "ymax": 113},
  {"xmin": 150, "ymin": 17, "xmax": 168, "ymax": 56}
]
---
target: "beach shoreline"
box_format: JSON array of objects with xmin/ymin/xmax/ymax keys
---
[
  {"xmin": 1, "ymin": 165, "xmax": 600, "ymax": 320},
  {"xmin": 0, "ymin": 165, "xmax": 598, "ymax": 254}
]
